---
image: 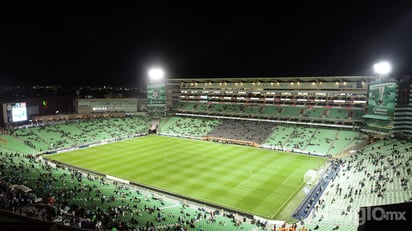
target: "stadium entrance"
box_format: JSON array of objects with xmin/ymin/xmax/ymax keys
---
[{"xmin": 149, "ymin": 120, "xmax": 159, "ymax": 134}]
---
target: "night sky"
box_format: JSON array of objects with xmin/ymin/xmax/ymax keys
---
[{"xmin": 1, "ymin": 2, "xmax": 412, "ymax": 88}]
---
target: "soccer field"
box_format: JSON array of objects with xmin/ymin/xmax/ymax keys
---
[{"xmin": 45, "ymin": 135, "xmax": 326, "ymax": 219}]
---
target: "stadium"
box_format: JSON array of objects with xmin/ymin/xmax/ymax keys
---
[{"xmin": 0, "ymin": 73, "xmax": 411, "ymax": 230}]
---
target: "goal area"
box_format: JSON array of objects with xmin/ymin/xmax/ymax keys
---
[{"xmin": 304, "ymin": 169, "xmax": 318, "ymax": 186}]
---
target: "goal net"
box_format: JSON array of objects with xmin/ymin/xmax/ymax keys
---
[{"xmin": 303, "ymin": 169, "xmax": 318, "ymax": 186}]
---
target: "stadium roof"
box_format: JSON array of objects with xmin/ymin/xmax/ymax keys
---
[{"xmin": 169, "ymin": 76, "xmax": 379, "ymax": 83}]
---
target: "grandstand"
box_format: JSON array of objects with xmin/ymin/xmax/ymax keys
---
[
  {"xmin": 169, "ymin": 77, "xmax": 371, "ymax": 127},
  {"xmin": 0, "ymin": 75, "xmax": 411, "ymax": 230}
]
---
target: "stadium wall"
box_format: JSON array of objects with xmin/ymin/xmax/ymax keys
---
[
  {"xmin": 76, "ymin": 98, "xmax": 141, "ymax": 114},
  {"xmin": 167, "ymin": 76, "xmax": 376, "ymax": 128},
  {"xmin": 394, "ymin": 75, "xmax": 412, "ymax": 138}
]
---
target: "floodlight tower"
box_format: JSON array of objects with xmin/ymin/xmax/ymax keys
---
[
  {"xmin": 373, "ymin": 61, "xmax": 391, "ymax": 82},
  {"xmin": 146, "ymin": 66, "xmax": 167, "ymax": 120}
]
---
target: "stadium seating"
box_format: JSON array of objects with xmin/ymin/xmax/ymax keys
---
[
  {"xmin": 0, "ymin": 150, "xmax": 265, "ymax": 230},
  {"xmin": 304, "ymin": 128, "xmax": 338, "ymax": 155},
  {"xmin": 0, "ymin": 134, "xmax": 38, "ymax": 154},
  {"xmin": 2, "ymin": 113, "xmax": 410, "ymax": 231},
  {"xmin": 262, "ymin": 105, "xmax": 279, "ymax": 116},
  {"xmin": 207, "ymin": 119, "xmax": 275, "ymax": 144},
  {"xmin": 263, "ymin": 125, "xmax": 362, "ymax": 156},
  {"xmin": 152, "ymin": 118, "xmax": 363, "ymax": 156},
  {"xmin": 7, "ymin": 116, "xmax": 150, "ymax": 152},
  {"xmin": 159, "ymin": 116, "xmax": 220, "ymax": 138},
  {"xmin": 328, "ymin": 130, "xmax": 361, "ymax": 154},
  {"xmin": 194, "ymin": 103, "xmax": 209, "ymax": 112},
  {"xmin": 174, "ymin": 100, "xmax": 364, "ymax": 125},
  {"xmin": 301, "ymin": 139, "xmax": 412, "ymax": 230}
]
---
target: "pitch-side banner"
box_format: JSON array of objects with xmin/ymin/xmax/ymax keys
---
[{"xmin": 367, "ymin": 82, "xmax": 396, "ymax": 118}]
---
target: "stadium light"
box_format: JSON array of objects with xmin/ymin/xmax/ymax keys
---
[
  {"xmin": 148, "ymin": 67, "xmax": 165, "ymax": 82},
  {"xmin": 373, "ymin": 61, "xmax": 391, "ymax": 76}
]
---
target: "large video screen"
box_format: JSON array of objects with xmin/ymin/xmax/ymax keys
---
[
  {"xmin": 3, "ymin": 102, "xmax": 28, "ymax": 123},
  {"xmin": 367, "ymin": 82, "xmax": 396, "ymax": 119}
]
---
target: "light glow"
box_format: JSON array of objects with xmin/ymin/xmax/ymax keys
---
[
  {"xmin": 373, "ymin": 61, "xmax": 391, "ymax": 75},
  {"xmin": 148, "ymin": 67, "xmax": 165, "ymax": 80}
]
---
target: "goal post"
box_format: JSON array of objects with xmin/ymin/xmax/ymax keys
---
[{"xmin": 303, "ymin": 169, "xmax": 318, "ymax": 186}]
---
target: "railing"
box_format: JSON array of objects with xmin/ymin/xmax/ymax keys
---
[
  {"xmin": 202, "ymin": 136, "xmax": 259, "ymax": 147},
  {"xmin": 292, "ymin": 159, "xmax": 342, "ymax": 220}
]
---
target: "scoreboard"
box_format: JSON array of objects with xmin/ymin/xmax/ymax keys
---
[{"xmin": 2, "ymin": 102, "xmax": 28, "ymax": 124}]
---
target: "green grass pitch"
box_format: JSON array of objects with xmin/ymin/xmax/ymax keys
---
[{"xmin": 45, "ymin": 135, "xmax": 326, "ymax": 219}]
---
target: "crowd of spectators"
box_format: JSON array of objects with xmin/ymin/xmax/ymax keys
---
[
  {"xmin": 1, "ymin": 114, "xmax": 411, "ymax": 230},
  {"xmin": 159, "ymin": 117, "xmax": 219, "ymax": 138},
  {"xmin": 0, "ymin": 150, "xmax": 266, "ymax": 230},
  {"xmin": 302, "ymin": 139, "xmax": 412, "ymax": 230},
  {"xmin": 207, "ymin": 119, "xmax": 274, "ymax": 144},
  {"xmin": 8, "ymin": 115, "xmax": 150, "ymax": 152}
]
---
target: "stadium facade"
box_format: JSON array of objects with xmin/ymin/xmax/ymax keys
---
[{"xmin": 160, "ymin": 75, "xmax": 412, "ymax": 140}]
